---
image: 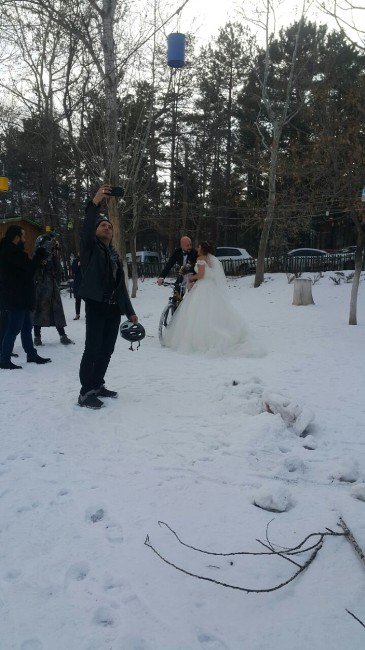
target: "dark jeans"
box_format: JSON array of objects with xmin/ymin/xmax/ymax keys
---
[
  {"xmin": 75, "ymin": 296, "xmax": 82, "ymax": 316},
  {"xmin": 34, "ymin": 325, "xmax": 65, "ymax": 337},
  {"xmin": 0, "ymin": 309, "xmax": 7, "ymax": 346},
  {"xmin": 79, "ymin": 299, "xmax": 121, "ymax": 395},
  {"xmin": 0, "ymin": 308, "xmax": 37, "ymax": 363}
]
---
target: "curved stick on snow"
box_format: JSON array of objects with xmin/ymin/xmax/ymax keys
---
[
  {"xmin": 157, "ymin": 520, "xmax": 343, "ymax": 558},
  {"xmin": 255, "ymin": 539, "xmax": 303, "ymax": 569},
  {"xmin": 345, "ymin": 609, "xmax": 365, "ymax": 630},
  {"xmin": 263, "ymin": 518, "xmax": 344, "ymax": 556},
  {"xmin": 338, "ymin": 517, "xmax": 365, "ymax": 568},
  {"xmin": 144, "ymin": 534, "xmax": 323, "ymax": 594}
]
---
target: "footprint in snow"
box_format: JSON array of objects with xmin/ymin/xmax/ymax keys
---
[
  {"xmin": 281, "ymin": 456, "xmax": 306, "ymax": 473},
  {"xmin": 116, "ymin": 637, "xmax": 147, "ymax": 649},
  {"xmin": 21, "ymin": 641, "xmax": 43, "ymax": 650},
  {"xmin": 17, "ymin": 502, "xmax": 40, "ymax": 514},
  {"xmin": 3, "ymin": 569, "xmax": 21, "ymax": 582},
  {"xmin": 197, "ymin": 632, "xmax": 228, "ymax": 649},
  {"xmin": 65, "ymin": 562, "xmax": 90, "ymax": 582},
  {"xmin": 104, "ymin": 578, "xmax": 123, "ymax": 592},
  {"xmin": 93, "ymin": 606, "xmax": 114, "ymax": 627},
  {"xmin": 85, "ymin": 506, "xmax": 105, "ymax": 523}
]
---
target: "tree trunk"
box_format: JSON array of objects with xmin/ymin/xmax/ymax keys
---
[
  {"xmin": 253, "ymin": 11, "xmax": 304, "ymax": 288},
  {"xmin": 119, "ymin": 208, "xmax": 129, "ymax": 293},
  {"xmin": 224, "ymin": 58, "xmax": 233, "ymax": 246},
  {"xmin": 72, "ymin": 159, "xmax": 82, "ymax": 253},
  {"xmin": 130, "ymin": 235, "xmax": 138, "ymax": 299},
  {"xmin": 168, "ymin": 91, "xmax": 178, "ymax": 254},
  {"xmin": 181, "ymin": 142, "xmax": 188, "ymax": 233},
  {"xmin": 102, "ymin": 0, "xmax": 122, "ymax": 255},
  {"xmin": 254, "ymin": 126, "xmax": 280, "ymax": 287},
  {"xmin": 130, "ymin": 192, "xmax": 140, "ymax": 298},
  {"xmin": 292, "ymin": 278, "xmax": 314, "ymax": 305},
  {"xmin": 39, "ymin": 113, "xmax": 54, "ymax": 229},
  {"xmin": 349, "ymin": 221, "xmax": 364, "ymax": 325}
]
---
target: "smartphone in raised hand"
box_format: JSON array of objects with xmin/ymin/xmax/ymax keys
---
[{"xmin": 109, "ymin": 186, "xmax": 124, "ymax": 197}]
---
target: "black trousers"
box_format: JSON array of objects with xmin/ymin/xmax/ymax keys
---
[
  {"xmin": 75, "ymin": 296, "xmax": 82, "ymax": 315},
  {"xmin": 0, "ymin": 310, "xmax": 7, "ymax": 346},
  {"xmin": 79, "ymin": 299, "xmax": 121, "ymax": 395}
]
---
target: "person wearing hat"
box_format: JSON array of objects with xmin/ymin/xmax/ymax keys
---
[
  {"xmin": 33, "ymin": 234, "xmax": 74, "ymax": 346},
  {"xmin": 78, "ymin": 184, "xmax": 138, "ymax": 409}
]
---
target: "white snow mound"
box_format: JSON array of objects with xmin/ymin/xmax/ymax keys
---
[
  {"xmin": 262, "ymin": 391, "xmax": 314, "ymax": 435},
  {"xmin": 252, "ymin": 485, "xmax": 292, "ymax": 512},
  {"xmin": 302, "ymin": 435, "xmax": 317, "ymax": 450},
  {"xmin": 331, "ymin": 460, "xmax": 360, "ymax": 483},
  {"xmin": 351, "ymin": 483, "xmax": 365, "ymax": 502}
]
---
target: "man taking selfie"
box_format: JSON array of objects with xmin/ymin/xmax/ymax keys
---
[{"xmin": 78, "ymin": 184, "xmax": 137, "ymax": 409}]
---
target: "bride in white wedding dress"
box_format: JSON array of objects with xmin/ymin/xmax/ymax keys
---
[{"xmin": 163, "ymin": 241, "xmax": 247, "ymax": 355}]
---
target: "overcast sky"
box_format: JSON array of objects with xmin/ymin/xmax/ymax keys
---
[{"xmin": 177, "ymin": 0, "xmax": 364, "ymax": 45}]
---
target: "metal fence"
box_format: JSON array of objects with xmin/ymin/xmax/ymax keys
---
[
  {"xmin": 261, "ymin": 253, "xmax": 364, "ymax": 275},
  {"xmin": 127, "ymin": 253, "xmax": 363, "ymax": 279}
]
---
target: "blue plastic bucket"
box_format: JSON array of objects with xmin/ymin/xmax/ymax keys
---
[{"xmin": 167, "ymin": 33, "xmax": 186, "ymax": 69}]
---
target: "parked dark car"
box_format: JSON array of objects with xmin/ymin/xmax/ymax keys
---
[{"xmin": 280, "ymin": 248, "xmax": 327, "ymax": 272}]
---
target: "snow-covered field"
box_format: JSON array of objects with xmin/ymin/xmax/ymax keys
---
[{"xmin": 1, "ymin": 273, "xmax": 365, "ymax": 650}]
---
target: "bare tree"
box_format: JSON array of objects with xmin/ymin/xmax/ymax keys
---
[
  {"xmin": 2, "ymin": 0, "xmax": 191, "ymax": 256},
  {"xmin": 318, "ymin": 0, "xmax": 365, "ymax": 50},
  {"xmin": 2, "ymin": 6, "xmax": 73, "ymax": 231},
  {"xmin": 238, "ymin": 1, "xmax": 310, "ymax": 287}
]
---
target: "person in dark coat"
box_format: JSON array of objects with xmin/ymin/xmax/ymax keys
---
[
  {"xmin": 71, "ymin": 254, "xmax": 82, "ymax": 319},
  {"xmin": 0, "ymin": 225, "xmax": 51, "ymax": 369},
  {"xmin": 0, "ymin": 310, "xmax": 19, "ymax": 358},
  {"xmin": 78, "ymin": 184, "xmax": 138, "ymax": 409},
  {"xmin": 157, "ymin": 236, "xmax": 197, "ymax": 290},
  {"xmin": 33, "ymin": 235, "xmax": 74, "ymax": 346}
]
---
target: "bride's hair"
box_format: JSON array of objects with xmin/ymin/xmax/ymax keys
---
[{"xmin": 198, "ymin": 240, "xmax": 214, "ymax": 255}]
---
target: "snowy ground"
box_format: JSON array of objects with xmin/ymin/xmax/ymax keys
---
[{"xmin": 1, "ymin": 273, "xmax": 365, "ymax": 650}]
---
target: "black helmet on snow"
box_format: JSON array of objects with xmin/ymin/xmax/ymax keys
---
[{"xmin": 120, "ymin": 320, "xmax": 145, "ymax": 350}]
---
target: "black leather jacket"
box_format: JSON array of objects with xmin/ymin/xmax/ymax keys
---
[
  {"xmin": 0, "ymin": 239, "xmax": 46, "ymax": 310},
  {"xmin": 79, "ymin": 201, "xmax": 135, "ymax": 317}
]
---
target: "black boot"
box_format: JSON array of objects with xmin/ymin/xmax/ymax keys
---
[
  {"xmin": 27, "ymin": 354, "xmax": 51, "ymax": 364},
  {"xmin": 97, "ymin": 386, "xmax": 118, "ymax": 398},
  {"xmin": 0, "ymin": 361, "xmax": 22, "ymax": 369},
  {"xmin": 78, "ymin": 391, "xmax": 104, "ymax": 409},
  {"xmin": 60, "ymin": 335, "xmax": 75, "ymax": 345}
]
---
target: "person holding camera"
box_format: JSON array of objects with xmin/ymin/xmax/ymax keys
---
[
  {"xmin": 0, "ymin": 225, "xmax": 51, "ymax": 369},
  {"xmin": 78, "ymin": 184, "xmax": 138, "ymax": 409},
  {"xmin": 33, "ymin": 234, "xmax": 74, "ymax": 346}
]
